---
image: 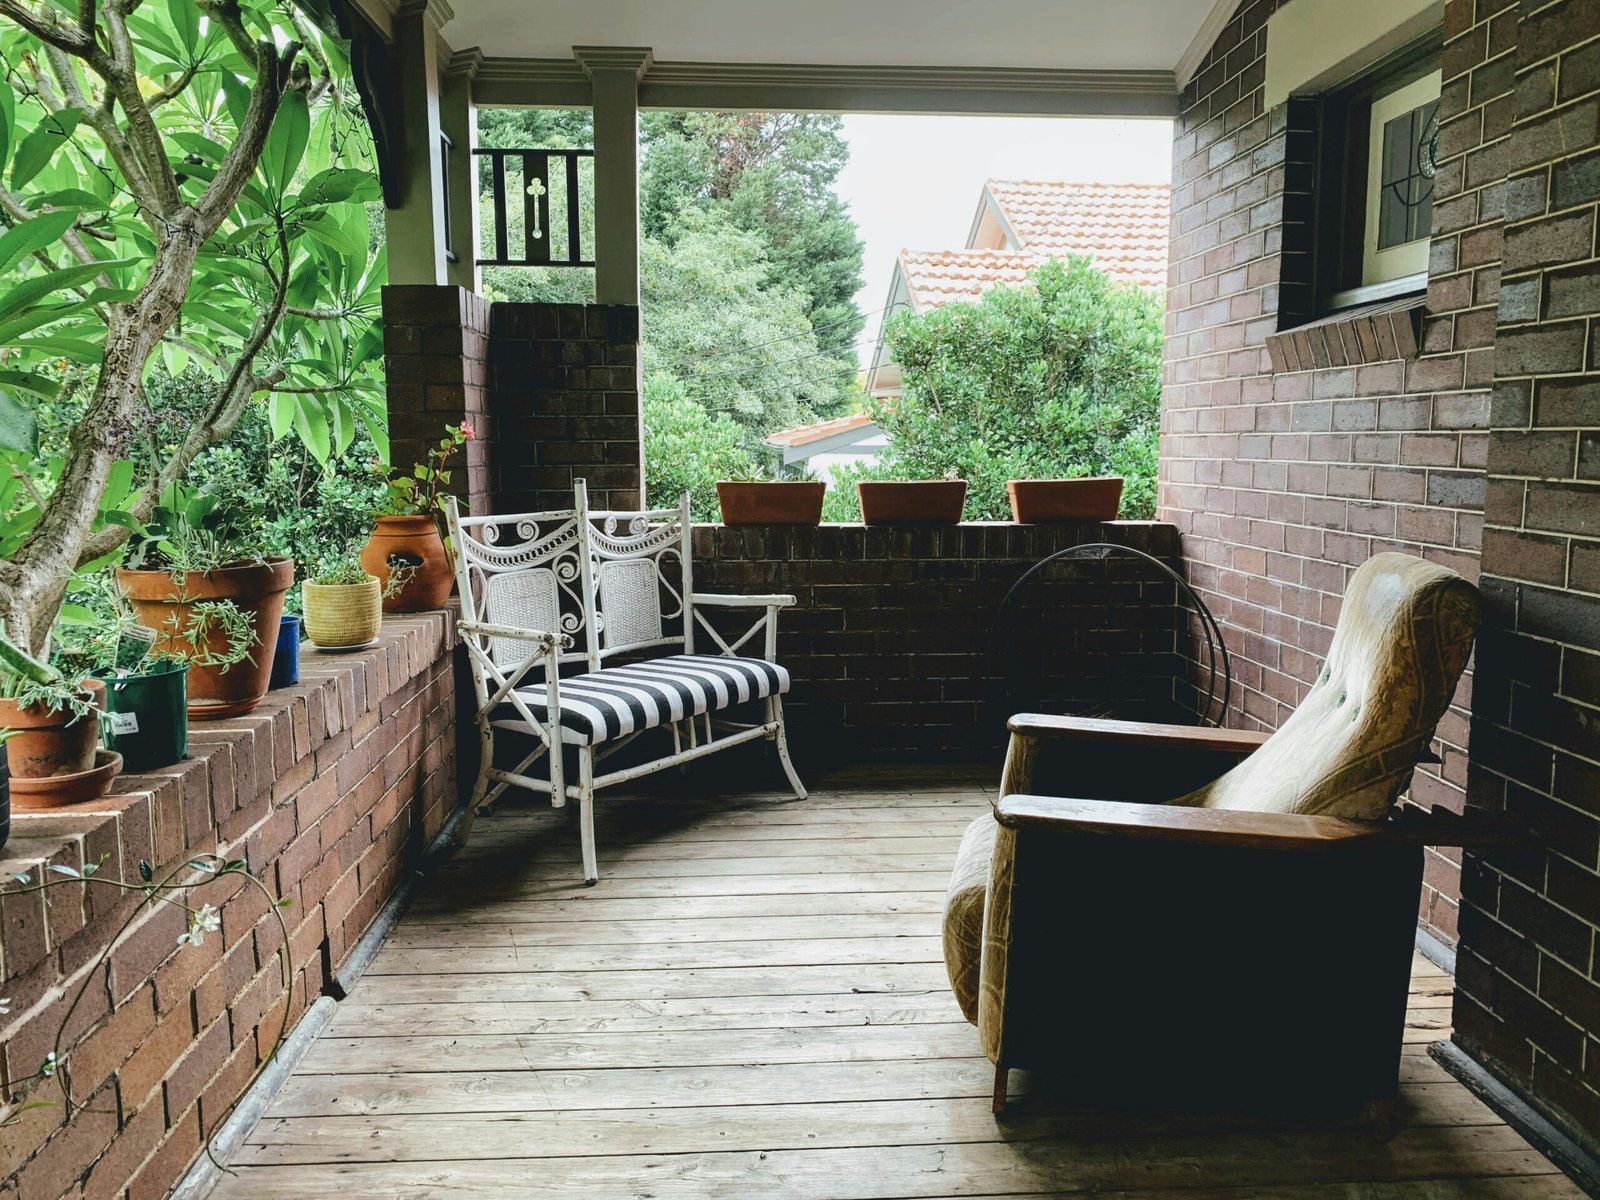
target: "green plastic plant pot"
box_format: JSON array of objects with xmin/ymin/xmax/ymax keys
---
[{"xmin": 98, "ymin": 661, "xmax": 189, "ymax": 773}]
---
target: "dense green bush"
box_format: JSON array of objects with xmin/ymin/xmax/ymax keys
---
[
  {"xmin": 857, "ymin": 257, "xmax": 1163, "ymax": 521},
  {"xmin": 641, "ymin": 373, "xmax": 757, "ymax": 520}
]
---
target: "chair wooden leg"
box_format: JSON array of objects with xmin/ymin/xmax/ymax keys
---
[
  {"xmin": 771, "ymin": 696, "xmax": 807, "ymax": 800},
  {"xmin": 578, "ymin": 749, "xmax": 598, "ymax": 886},
  {"xmin": 991, "ymin": 1064, "xmax": 1009, "ymax": 1114}
]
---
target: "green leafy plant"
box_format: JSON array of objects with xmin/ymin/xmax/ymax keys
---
[
  {"xmin": 376, "ymin": 422, "xmax": 473, "ymax": 520},
  {"xmin": 0, "ymin": 1, "xmax": 384, "ymax": 654},
  {"xmin": 0, "ymin": 620, "xmax": 95, "ymax": 721},
  {"xmin": 642, "ymin": 373, "xmax": 760, "ymax": 520},
  {"xmin": 859, "ymin": 256, "xmax": 1164, "ymax": 522},
  {"xmin": 309, "ymin": 549, "xmax": 371, "ymax": 587}
]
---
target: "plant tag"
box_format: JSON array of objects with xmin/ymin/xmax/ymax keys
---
[
  {"xmin": 115, "ymin": 625, "xmax": 158, "ymax": 672},
  {"xmin": 107, "ymin": 711, "xmax": 139, "ymax": 736}
]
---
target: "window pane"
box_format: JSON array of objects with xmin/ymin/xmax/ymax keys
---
[{"xmin": 1377, "ymin": 99, "xmax": 1439, "ymax": 250}]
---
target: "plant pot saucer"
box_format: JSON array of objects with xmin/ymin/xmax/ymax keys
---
[
  {"xmin": 307, "ymin": 638, "xmax": 381, "ymax": 653},
  {"xmin": 11, "ymin": 750, "xmax": 123, "ymax": 810}
]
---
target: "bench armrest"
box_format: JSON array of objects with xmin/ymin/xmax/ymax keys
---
[
  {"xmin": 458, "ymin": 621, "xmax": 573, "ymax": 652},
  {"xmin": 995, "ymin": 794, "xmax": 1521, "ymax": 852},
  {"xmin": 1007, "ymin": 713, "xmax": 1272, "ymax": 756},
  {"xmin": 691, "ymin": 593, "xmax": 797, "ymax": 608}
]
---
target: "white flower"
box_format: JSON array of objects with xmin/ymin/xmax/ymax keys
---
[{"xmin": 178, "ymin": 904, "xmax": 222, "ymax": 948}]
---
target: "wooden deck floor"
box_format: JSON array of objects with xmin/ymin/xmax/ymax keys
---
[{"xmin": 211, "ymin": 765, "xmax": 1582, "ymax": 1199}]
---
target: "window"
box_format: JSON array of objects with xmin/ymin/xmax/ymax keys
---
[{"xmin": 1311, "ymin": 39, "xmax": 1440, "ymax": 312}]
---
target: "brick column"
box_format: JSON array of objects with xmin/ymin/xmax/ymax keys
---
[
  {"xmin": 381, "ymin": 284, "xmax": 495, "ymax": 513},
  {"xmin": 489, "ymin": 302, "xmax": 643, "ymax": 512},
  {"xmin": 1455, "ymin": 0, "xmax": 1600, "ymax": 1155}
]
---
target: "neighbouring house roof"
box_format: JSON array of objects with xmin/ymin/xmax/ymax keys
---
[
  {"xmin": 765, "ymin": 412, "xmax": 878, "ymax": 449},
  {"xmin": 867, "ymin": 179, "xmax": 1170, "ymax": 397}
]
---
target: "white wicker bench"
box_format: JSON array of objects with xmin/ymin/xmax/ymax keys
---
[{"xmin": 446, "ymin": 480, "xmax": 806, "ymax": 883}]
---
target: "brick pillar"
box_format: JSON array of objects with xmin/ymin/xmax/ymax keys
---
[
  {"xmin": 489, "ymin": 302, "xmax": 643, "ymax": 512},
  {"xmin": 1455, "ymin": 0, "xmax": 1600, "ymax": 1156},
  {"xmin": 381, "ymin": 284, "xmax": 495, "ymax": 513}
]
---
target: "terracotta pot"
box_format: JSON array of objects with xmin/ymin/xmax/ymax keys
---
[
  {"xmin": 857, "ymin": 480, "xmax": 968, "ymax": 526},
  {"xmin": 303, "ymin": 578, "xmax": 383, "ymax": 648},
  {"xmin": 117, "ymin": 559, "xmax": 295, "ymax": 721},
  {"xmin": 0, "ymin": 676, "xmax": 106, "ymax": 778},
  {"xmin": 11, "ymin": 749, "xmax": 122, "ymax": 810},
  {"xmin": 716, "ymin": 481, "xmax": 826, "ymax": 526},
  {"xmin": 1007, "ymin": 477, "xmax": 1125, "ymax": 523},
  {"xmin": 362, "ymin": 516, "xmax": 454, "ymax": 612}
]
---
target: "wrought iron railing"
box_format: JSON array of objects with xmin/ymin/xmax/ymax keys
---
[{"xmin": 474, "ymin": 147, "xmax": 593, "ymax": 268}]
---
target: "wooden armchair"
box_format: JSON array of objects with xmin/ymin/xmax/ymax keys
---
[{"xmin": 944, "ymin": 553, "xmax": 1509, "ymax": 1117}]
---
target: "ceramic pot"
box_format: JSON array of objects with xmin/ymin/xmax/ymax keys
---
[
  {"xmin": 270, "ymin": 615, "xmax": 302, "ymax": 688},
  {"xmin": 0, "ymin": 744, "xmax": 10, "ymax": 852},
  {"xmin": 361, "ymin": 516, "xmax": 453, "ymax": 612},
  {"xmin": 716, "ymin": 481, "xmax": 826, "ymax": 526},
  {"xmin": 116, "ymin": 559, "xmax": 295, "ymax": 721},
  {"xmin": 303, "ymin": 578, "xmax": 383, "ymax": 648},
  {"xmin": 1007, "ymin": 477, "xmax": 1124, "ymax": 523},
  {"xmin": 11, "ymin": 749, "xmax": 122, "ymax": 809},
  {"xmin": 0, "ymin": 676, "xmax": 106, "ymax": 778},
  {"xmin": 99, "ymin": 661, "xmax": 188, "ymax": 772},
  {"xmin": 857, "ymin": 480, "xmax": 968, "ymax": 526}
]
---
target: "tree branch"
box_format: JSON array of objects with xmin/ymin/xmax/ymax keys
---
[{"xmin": 0, "ymin": 0, "xmax": 91, "ymax": 54}]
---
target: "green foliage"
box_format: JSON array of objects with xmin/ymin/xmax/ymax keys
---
[
  {"xmin": 872, "ymin": 257, "xmax": 1164, "ymax": 521},
  {"xmin": 641, "ymin": 373, "xmax": 757, "ymax": 521},
  {"xmin": 309, "ymin": 549, "xmax": 371, "ymax": 587}
]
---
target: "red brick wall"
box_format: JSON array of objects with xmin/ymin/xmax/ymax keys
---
[
  {"xmin": 692, "ymin": 521, "xmax": 1197, "ymax": 758},
  {"xmin": 1454, "ymin": 0, "xmax": 1600, "ymax": 1155},
  {"xmin": 0, "ymin": 614, "xmax": 458, "ymax": 1199},
  {"xmin": 1164, "ymin": 0, "xmax": 1494, "ymax": 947}
]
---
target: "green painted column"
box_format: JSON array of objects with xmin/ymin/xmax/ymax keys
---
[
  {"xmin": 575, "ymin": 47, "xmax": 652, "ymax": 306},
  {"xmin": 387, "ymin": 0, "xmax": 452, "ymax": 285},
  {"xmin": 442, "ymin": 48, "xmax": 482, "ymax": 293}
]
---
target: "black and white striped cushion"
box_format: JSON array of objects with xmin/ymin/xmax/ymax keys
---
[{"xmin": 506, "ymin": 654, "xmax": 791, "ymax": 746}]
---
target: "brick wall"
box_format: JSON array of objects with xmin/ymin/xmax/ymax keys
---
[
  {"xmin": 382, "ymin": 284, "xmax": 495, "ymax": 511},
  {"xmin": 692, "ymin": 521, "xmax": 1196, "ymax": 758},
  {"xmin": 1171, "ymin": 0, "xmax": 1600, "ymax": 1155},
  {"xmin": 490, "ymin": 302, "xmax": 644, "ymax": 513},
  {"xmin": 0, "ymin": 614, "xmax": 459, "ymax": 1200},
  {"xmin": 1454, "ymin": 0, "xmax": 1600, "ymax": 1156},
  {"xmin": 1165, "ymin": 0, "xmax": 1493, "ymax": 947}
]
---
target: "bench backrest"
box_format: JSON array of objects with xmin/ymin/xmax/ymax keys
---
[{"xmin": 449, "ymin": 480, "xmax": 695, "ymax": 678}]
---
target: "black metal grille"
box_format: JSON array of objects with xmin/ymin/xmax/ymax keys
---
[{"xmin": 474, "ymin": 147, "xmax": 592, "ymax": 268}]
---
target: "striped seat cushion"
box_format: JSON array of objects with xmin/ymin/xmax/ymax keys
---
[{"xmin": 506, "ymin": 654, "xmax": 790, "ymax": 746}]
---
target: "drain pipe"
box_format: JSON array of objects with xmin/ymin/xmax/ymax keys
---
[{"xmin": 170, "ymin": 807, "xmax": 465, "ymax": 1200}]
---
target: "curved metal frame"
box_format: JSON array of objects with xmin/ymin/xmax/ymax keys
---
[{"xmin": 988, "ymin": 543, "xmax": 1232, "ymax": 728}]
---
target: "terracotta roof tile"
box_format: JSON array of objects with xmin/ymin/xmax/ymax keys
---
[
  {"xmin": 896, "ymin": 180, "xmax": 1170, "ymax": 312},
  {"xmin": 765, "ymin": 411, "xmax": 878, "ymax": 448}
]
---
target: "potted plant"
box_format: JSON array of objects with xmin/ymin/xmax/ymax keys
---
[
  {"xmin": 716, "ymin": 474, "xmax": 826, "ymax": 526},
  {"xmin": 0, "ymin": 627, "xmax": 120, "ymax": 807},
  {"xmin": 857, "ymin": 475, "xmax": 969, "ymax": 526},
  {"xmin": 363, "ymin": 423, "xmax": 472, "ymax": 612},
  {"xmin": 1008, "ymin": 477, "xmax": 1125, "ymax": 523},
  {"xmin": 302, "ymin": 550, "xmax": 387, "ymax": 649},
  {"xmin": 115, "ymin": 491, "xmax": 292, "ymax": 721},
  {"xmin": 270, "ymin": 615, "xmax": 303, "ymax": 689}
]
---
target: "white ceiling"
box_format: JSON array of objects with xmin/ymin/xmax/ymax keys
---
[{"xmin": 437, "ymin": 0, "xmax": 1232, "ymax": 75}]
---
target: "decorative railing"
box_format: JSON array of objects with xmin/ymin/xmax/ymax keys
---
[{"xmin": 474, "ymin": 147, "xmax": 593, "ymax": 268}]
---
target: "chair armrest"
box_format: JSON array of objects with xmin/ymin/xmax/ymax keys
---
[
  {"xmin": 690, "ymin": 593, "xmax": 797, "ymax": 608},
  {"xmin": 1008, "ymin": 713, "xmax": 1272, "ymax": 756},
  {"xmin": 995, "ymin": 795, "xmax": 1521, "ymax": 852},
  {"xmin": 458, "ymin": 621, "xmax": 573, "ymax": 652}
]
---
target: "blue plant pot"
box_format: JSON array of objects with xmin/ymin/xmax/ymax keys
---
[{"xmin": 270, "ymin": 615, "xmax": 303, "ymax": 689}]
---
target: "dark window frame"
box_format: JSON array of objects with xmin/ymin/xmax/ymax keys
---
[{"xmin": 1308, "ymin": 34, "xmax": 1441, "ymax": 314}]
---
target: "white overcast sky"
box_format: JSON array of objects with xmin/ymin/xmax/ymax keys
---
[{"xmin": 835, "ymin": 114, "xmax": 1174, "ymax": 364}]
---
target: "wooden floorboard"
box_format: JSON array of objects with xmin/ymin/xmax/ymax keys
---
[{"xmin": 211, "ymin": 765, "xmax": 1584, "ymax": 1200}]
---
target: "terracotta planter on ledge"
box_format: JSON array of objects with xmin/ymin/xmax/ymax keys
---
[
  {"xmin": 117, "ymin": 558, "xmax": 295, "ymax": 721},
  {"xmin": 362, "ymin": 516, "xmax": 454, "ymax": 612},
  {"xmin": 0, "ymin": 676, "xmax": 106, "ymax": 778},
  {"xmin": 1007, "ymin": 477, "xmax": 1124, "ymax": 523},
  {"xmin": 12, "ymin": 750, "xmax": 123, "ymax": 809},
  {"xmin": 857, "ymin": 480, "xmax": 968, "ymax": 526},
  {"xmin": 716, "ymin": 481, "xmax": 825, "ymax": 526}
]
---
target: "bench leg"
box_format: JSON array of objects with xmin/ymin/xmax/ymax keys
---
[
  {"xmin": 770, "ymin": 696, "xmax": 806, "ymax": 800},
  {"xmin": 578, "ymin": 747, "xmax": 598, "ymax": 885},
  {"xmin": 991, "ymin": 1064, "xmax": 1009, "ymax": 1114},
  {"xmin": 454, "ymin": 716, "xmax": 496, "ymax": 849}
]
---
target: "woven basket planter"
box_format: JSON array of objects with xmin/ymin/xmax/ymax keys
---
[{"xmin": 303, "ymin": 578, "xmax": 382, "ymax": 648}]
